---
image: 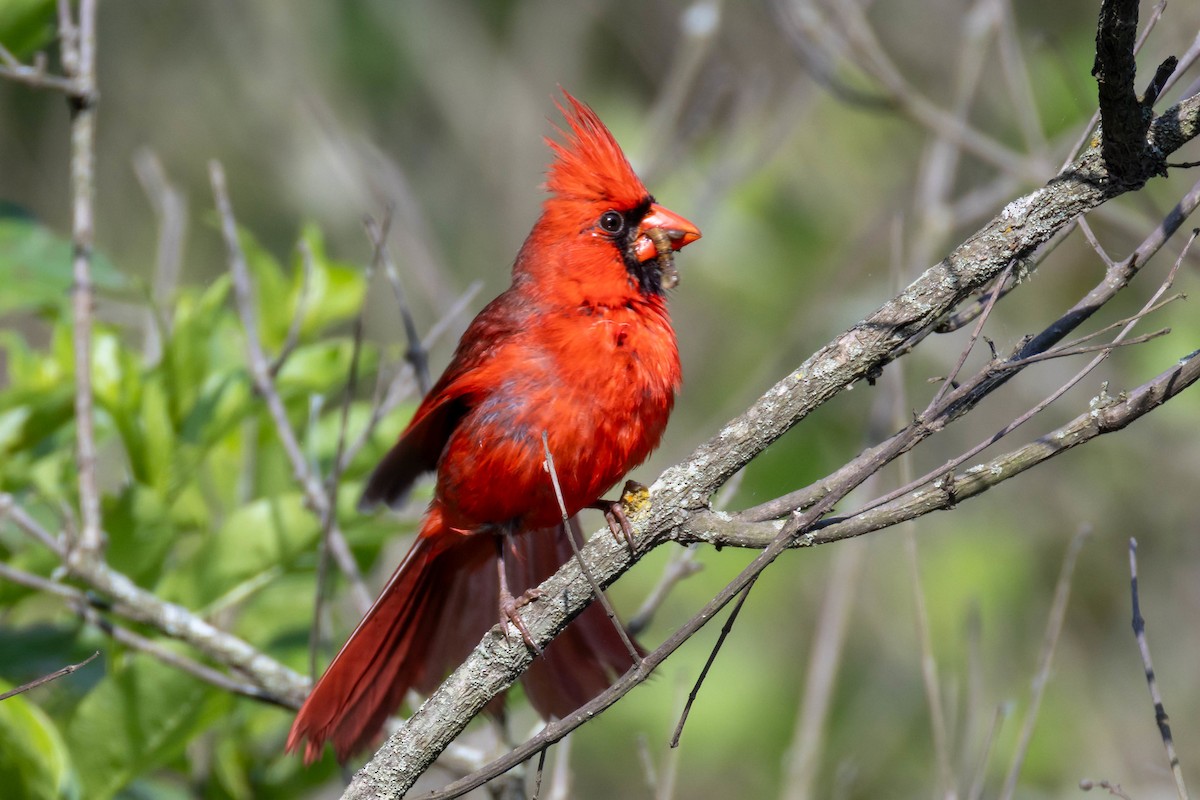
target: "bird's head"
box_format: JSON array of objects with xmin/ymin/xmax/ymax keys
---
[{"xmin": 521, "ymin": 91, "xmax": 700, "ymax": 301}]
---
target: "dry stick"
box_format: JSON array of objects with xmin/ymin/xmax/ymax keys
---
[
  {"xmin": 669, "ymin": 576, "xmax": 757, "ymax": 748},
  {"xmin": 337, "ymin": 280, "xmax": 483, "ymax": 475},
  {"xmin": 1128, "ymin": 539, "xmax": 1190, "ymax": 800},
  {"xmin": 778, "ymin": 540, "xmax": 864, "ymax": 800},
  {"xmin": 842, "ymin": 228, "xmax": 1196, "ymax": 527},
  {"xmin": 626, "ymin": 550, "xmax": 701, "ymax": 636},
  {"xmin": 540, "ymin": 431, "xmax": 642, "ymax": 666},
  {"xmin": 73, "ymin": 601, "xmax": 292, "ymax": 706},
  {"xmin": 0, "ymin": 493, "xmax": 63, "ymax": 555},
  {"xmin": 270, "ymin": 239, "xmax": 316, "ymax": 377},
  {"xmin": 547, "ymin": 732, "xmax": 573, "ymax": 800},
  {"xmin": 1078, "ymin": 778, "xmax": 1133, "ymax": 799},
  {"xmin": 967, "ymin": 704, "xmax": 1009, "ymax": 800},
  {"xmin": 369, "ymin": 214, "xmax": 433, "ymax": 395},
  {"xmin": 529, "ymin": 747, "xmax": 548, "ymax": 800},
  {"xmin": 690, "ymin": 346, "xmax": 1200, "ymax": 553},
  {"xmin": 998, "ymin": 527, "xmax": 1090, "ymax": 800},
  {"xmin": 346, "ymin": 96, "xmax": 1200, "ymax": 800},
  {"xmin": 308, "ymin": 224, "xmax": 382, "ymax": 681},
  {"xmin": 0, "ymin": 42, "xmax": 80, "ymax": 94},
  {"xmin": 745, "ymin": 184, "xmax": 1200, "ymax": 526},
  {"xmin": 905, "ymin": 530, "xmax": 954, "ymax": 799},
  {"xmin": 1007, "ymin": 327, "xmax": 1171, "ymax": 366},
  {"xmin": 61, "ymin": 0, "xmax": 103, "ymax": 560},
  {"xmin": 0, "ymin": 561, "xmax": 293, "ymax": 705},
  {"xmin": 208, "ymin": 161, "xmax": 372, "ymax": 616},
  {"xmin": 133, "ymin": 149, "xmax": 187, "ymax": 363},
  {"xmin": 0, "ymin": 651, "xmax": 99, "ymax": 702},
  {"xmin": 929, "ymin": 260, "xmax": 1015, "ymax": 418}
]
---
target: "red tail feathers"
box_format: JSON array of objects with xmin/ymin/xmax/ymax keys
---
[{"xmin": 286, "ymin": 514, "xmax": 640, "ymax": 763}]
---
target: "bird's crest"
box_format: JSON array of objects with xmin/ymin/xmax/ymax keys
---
[{"xmin": 545, "ymin": 91, "xmax": 649, "ymax": 208}]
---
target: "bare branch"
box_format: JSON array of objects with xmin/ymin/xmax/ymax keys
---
[
  {"xmin": 208, "ymin": 160, "xmax": 373, "ymax": 616},
  {"xmin": 65, "ymin": 0, "xmax": 103, "ymax": 561},
  {"xmin": 999, "ymin": 526, "xmax": 1089, "ymax": 800},
  {"xmin": 0, "ymin": 560, "xmax": 301, "ymax": 705},
  {"xmin": 1128, "ymin": 539, "xmax": 1190, "ymax": 800},
  {"xmin": 0, "ymin": 651, "xmax": 99, "ymax": 702}
]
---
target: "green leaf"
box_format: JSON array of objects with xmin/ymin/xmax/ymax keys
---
[
  {"xmin": 103, "ymin": 484, "xmax": 175, "ymax": 586},
  {"xmin": 0, "ymin": 218, "xmax": 126, "ymax": 314},
  {"xmin": 66, "ymin": 654, "xmax": 226, "ymax": 800},
  {"xmin": 237, "ymin": 228, "xmax": 291, "ymax": 351},
  {"xmin": 291, "ymin": 224, "xmax": 367, "ymax": 336},
  {"xmin": 0, "ymin": 682, "xmax": 76, "ymax": 800},
  {"xmin": 275, "ymin": 338, "xmax": 378, "ymax": 395},
  {"xmin": 159, "ymin": 492, "xmax": 320, "ymax": 609},
  {"xmin": 161, "ymin": 276, "xmax": 233, "ymax": 424},
  {"xmin": 0, "ymin": 0, "xmax": 55, "ymax": 59}
]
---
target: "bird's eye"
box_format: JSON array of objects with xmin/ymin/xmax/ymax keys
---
[{"xmin": 598, "ymin": 211, "xmax": 625, "ymax": 234}]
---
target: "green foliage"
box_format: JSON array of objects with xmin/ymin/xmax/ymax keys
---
[
  {"xmin": 0, "ymin": 684, "xmax": 75, "ymax": 800},
  {"xmin": 0, "ymin": 221, "xmax": 400, "ymax": 798},
  {"xmin": 0, "ymin": 0, "xmax": 55, "ymax": 60}
]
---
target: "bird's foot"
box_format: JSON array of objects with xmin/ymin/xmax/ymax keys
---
[
  {"xmin": 591, "ymin": 480, "xmax": 650, "ymax": 553},
  {"xmin": 499, "ymin": 588, "xmax": 544, "ymax": 654}
]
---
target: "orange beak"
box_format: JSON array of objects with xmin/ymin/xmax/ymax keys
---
[{"xmin": 634, "ymin": 203, "xmax": 701, "ymax": 262}]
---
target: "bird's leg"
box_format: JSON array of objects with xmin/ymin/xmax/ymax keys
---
[
  {"xmin": 496, "ymin": 532, "xmax": 543, "ymax": 654},
  {"xmin": 588, "ymin": 480, "xmax": 649, "ymax": 552}
]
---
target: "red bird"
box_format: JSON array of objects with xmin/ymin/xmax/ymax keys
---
[{"xmin": 287, "ymin": 92, "xmax": 701, "ymax": 763}]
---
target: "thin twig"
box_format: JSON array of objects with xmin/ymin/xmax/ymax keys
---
[
  {"xmin": 967, "ymin": 704, "xmax": 1009, "ymax": 800},
  {"xmin": 627, "ymin": 549, "xmax": 701, "ymax": 636},
  {"xmin": 541, "ymin": 432, "xmax": 642, "ymax": 666},
  {"xmin": 208, "ymin": 160, "xmax": 372, "ymax": 616},
  {"xmin": 1079, "ymin": 778, "xmax": 1133, "ymax": 799},
  {"xmin": 0, "ymin": 493, "xmax": 64, "ymax": 555},
  {"xmin": 270, "ymin": 238, "xmax": 316, "ymax": 377},
  {"xmin": 848, "ymin": 228, "xmax": 1195, "ymax": 524},
  {"xmin": 367, "ymin": 212, "xmax": 432, "ymax": 395},
  {"xmin": 0, "ymin": 651, "xmax": 99, "ymax": 702},
  {"xmin": 0, "ymin": 38, "xmax": 85, "ymax": 96},
  {"xmin": 0, "ymin": 561, "xmax": 296, "ymax": 705},
  {"xmin": 929, "ymin": 261, "xmax": 1015, "ymax": 411},
  {"xmin": 905, "ymin": 528, "xmax": 955, "ymax": 798},
  {"xmin": 999, "ymin": 526, "xmax": 1089, "ymax": 800},
  {"xmin": 64, "ymin": 0, "xmax": 103, "ymax": 560},
  {"xmin": 686, "ymin": 348, "xmax": 1200, "ymax": 553},
  {"xmin": 1128, "ymin": 538, "xmax": 1190, "ymax": 800},
  {"xmin": 132, "ymin": 149, "xmax": 187, "ymax": 364},
  {"xmin": 669, "ymin": 576, "xmax": 757, "ymax": 748},
  {"xmin": 310, "ymin": 241, "xmax": 375, "ymax": 680},
  {"xmin": 337, "ymin": 280, "xmax": 484, "ymax": 474}
]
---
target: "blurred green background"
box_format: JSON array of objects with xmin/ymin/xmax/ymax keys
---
[{"xmin": 2, "ymin": 1, "xmax": 1200, "ymax": 798}]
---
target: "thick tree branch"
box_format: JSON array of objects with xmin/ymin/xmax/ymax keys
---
[{"xmin": 1093, "ymin": 0, "xmax": 1150, "ymax": 183}]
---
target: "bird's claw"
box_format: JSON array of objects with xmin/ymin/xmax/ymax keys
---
[
  {"xmin": 499, "ymin": 588, "xmax": 544, "ymax": 654},
  {"xmin": 592, "ymin": 480, "xmax": 648, "ymax": 553}
]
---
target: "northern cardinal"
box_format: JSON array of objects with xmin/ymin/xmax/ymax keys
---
[{"xmin": 287, "ymin": 91, "xmax": 701, "ymax": 763}]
